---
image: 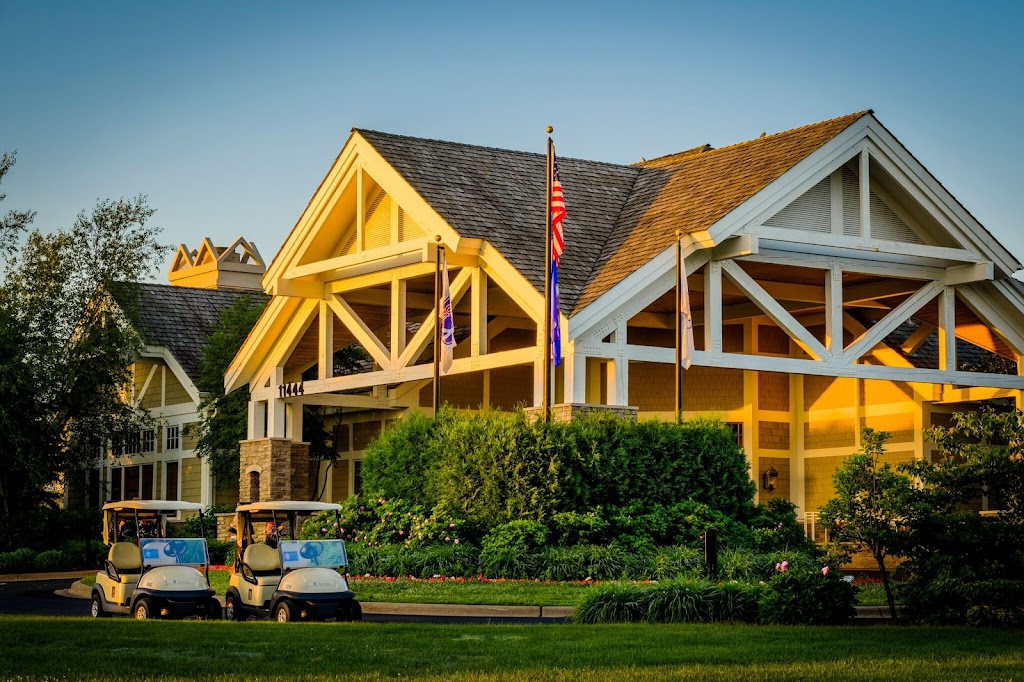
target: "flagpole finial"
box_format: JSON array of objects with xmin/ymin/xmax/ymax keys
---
[
  {"xmin": 675, "ymin": 229, "xmax": 682, "ymax": 240},
  {"xmin": 546, "ymin": 126, "xmax": 553, "ymax": 134},
  {"xmin": 434, "ymin": 235, "xmax": 441, "ymax": 242}
]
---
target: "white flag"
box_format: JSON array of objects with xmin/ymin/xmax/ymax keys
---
[
  {"xmin": 440, "ymin": 249, "xmax": 456, "ymax": 373},
  {"xmin": 679, "ymin": 247, "xmax": 694, "ymax": 370}
]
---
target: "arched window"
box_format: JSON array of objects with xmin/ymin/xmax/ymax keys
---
[{"xmin": 248, "ymin": 470, "xmax": 261, "ymax": 503}]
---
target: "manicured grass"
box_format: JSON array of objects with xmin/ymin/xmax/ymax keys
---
[
  {"xmin": 1, "ymin": 616, "xmax": 1022, "ymax": 681},
  {"xmin": 854, "ymin": 580, "xmax": 895, "ymax": 607}
]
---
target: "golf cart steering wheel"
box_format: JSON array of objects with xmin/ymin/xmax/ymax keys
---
[
  {"xmin": 163, "ymin": 539, "xmax": 188, "ymax": 564},
  {"xmin": 299, "ymin": 541, "xmax": 324, "ymax": 566}
]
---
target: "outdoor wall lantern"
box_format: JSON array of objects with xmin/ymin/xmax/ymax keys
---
[{"xmin": 762, "ymin": 465, "xmax": 779, "ymax": 492}]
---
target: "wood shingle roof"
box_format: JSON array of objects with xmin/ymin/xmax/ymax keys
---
[{"xmin": 358, "ymin": 111, "xmax": 871, "ymax": 316}]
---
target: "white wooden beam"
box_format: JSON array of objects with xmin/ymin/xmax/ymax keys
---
[
  {"xmin": 752, "ymin": 230, "xmax": 979, "ymax": 266},
  {"xmin": 318, "ymin": 300, "xmax": 333, "ymax": 381},
  {"xmin": 471, "ymin": 268, "xmax": 487, "ymax": 357},
  {"xmin": 825, "ymin": 262, "xmax": 843, "ymax": 356},
  {"xmin": 390, "ymin": 276, "xmax": 406, "ymax": 362},
  {"xmin": 328, "ymin": 295, "xmax": 393, "ymax": 370},
  {"xmin": 720, "ymin": 259, "xmax": 830, "ymax": 361},
  {"xmin": 859, "ymin": 150, "xmax": 871, "ymax": 241},
  {"xmin": 704, "ymin": 260, "xmax": 723, "ymax": 354},
  {"xmin": 712, "ymin": 235, "xmax": 759, "ymax": 261},
  {"xmin": 938, "ymin": 285, "xmax": 957, "ymax": 372},
  {"xmin": 959, "ymin": 283, "xmax": 1024, "ymax": 357},
  {"xmin": 301, "ymin": 346, "xmax": 537, "ymax": 396},
  {"xmin": 573, "ymin": 340, "xmax": 1024, "ymax": 390},
  {"xmin": 280, "ymin": 393, "xmax": 396, "ymax": 409},
  {"xmin": 268, "ymin": 368, "xmax": 286, "ymax": 438},
  {"xmin": 945, "ymin": 262, "xmax": 994, "ymax": 286},
  {"xmin": 326, "ymin": 262, "xmax": 437, "ymax": 295},
  {"xmin": 395, "ymin": 266, "xmax": 473, "ymax": 368},
  {"xmin": 844, "ymin": 281, "xmax": 942, "ymax": 363},
  {"xmin": 134, "ymin": 363, "xmax": 159, "ymax": 409}
]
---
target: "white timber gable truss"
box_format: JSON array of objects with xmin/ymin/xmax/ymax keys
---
[
  {"xmin": 571, "ymin": 114, "xmax": 1024, "ymax": 406},
  {"xmin": 229, "ymin": 115, "xmax": 1024, "ymax": 447},
  {"xmin": 227, "ymin": 132, "xmax": 557, "ymax": 438}
]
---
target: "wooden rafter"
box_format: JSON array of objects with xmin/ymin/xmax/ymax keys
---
[
  {"xmin": 328, "ymin": 295, "xmax": 393, "ymax": 370},
  {"xmin": 843, "ymin": 281, "xmax": 942, "ymax": 363}
]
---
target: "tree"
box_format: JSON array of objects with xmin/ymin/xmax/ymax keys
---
[
  {"xmin": 191, "ymin": 296, "xmax": 267, "ymax": 483},
  {"xmin": 820, "ymin": 429, "xmax": 919, "ymax": 617},
  {"xmin": 0, "ymin": 152, "xmax": 167, "ymax": 513}
]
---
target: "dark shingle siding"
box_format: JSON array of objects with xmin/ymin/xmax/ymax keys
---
[{"xmin": 119, "ymin": 283, "xmax": 269, "ymax": 385}]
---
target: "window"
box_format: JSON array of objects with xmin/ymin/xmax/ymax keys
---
[
  {"xmin": 165, "ymin": 461, "xmax": 179, "ymax": 501},
  {"xmin": 125, "ymin": 466, "xmax": 140, "ymax": 500},
  {"xmin": 124, "ymin": 432, "xmax": 140, "ymax": 455},
  {"xmin": 110, "ymin": 467, "xmax": 122, "ymax": 501},
  {"xmin": 726, "ymin": 422, "xmax": 744, "ymax": 448},
  {"xmin": 141, "ymin": 429, "xmax": 155, "ymax": 453},
  {"xmin": 353, "ymin": 460, "xmax": 363, "ymax": 495},
  {"xmin": 166, "ymin": 425, "xmax": 180, "ymax": 451},
  {"xmin": 141, "ymin": 464, "xmax": 154, "ymax": 500}
]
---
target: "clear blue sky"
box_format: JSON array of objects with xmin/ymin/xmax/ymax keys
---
[{"xmin": 2, "ymin": 1, "xmax": 1022, "ymax": 278}]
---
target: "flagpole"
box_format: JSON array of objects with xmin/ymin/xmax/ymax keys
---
[
  {"xmin": 433, "ymin": 235, "xmax": 442, "ymax": 417},
  {"xmin": 675, "ymin": 229, "xmax": 683, "ymax": 423},
  {"xmin": 543, "ymin": 126, "xmax": 554, "ymax": 423}
]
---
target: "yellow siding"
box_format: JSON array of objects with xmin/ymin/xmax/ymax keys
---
[
  {"xmin": 164, "ymin": 370, "xmax": 192, "ymax": 406},
  {"xmin": 139, "ymin": 362, "xmax": 163, "ymax": 409},
  {"xmin": 758, "ymin": 421, "xmax": 790, "ymax": 450},
  {"xmin": 804, "ymin": 419, "xmax": 856, "ymax": 449},
  {"xmin": 332, "ymin": 460, "xmax": 351, "ymax": 501},
  {"xmin": 182, "ymin": 422, "xmax": 201, "ymax": 451},
  {"xmin": 364, "ymin": 193, "xmax": 392, "ymax": 250},
  {"xmin": 862, "ymin": 379, "xmax": 914, "ymax": 405},
  {"xmin": 488, "ymin": 366, "xmax": 533, "ymax": 411},
  {"xmin": 757, "ymin": 372, "xmax": 789, "ymax": 411},
  {"xmin": 353, "ymin": 421, "xmax": 381, "ymax": 451},
  {"xmin": 180, "ymin": 457, "xmax": 202, "ymax": 503},
  {"xmin": 758, "ymin": 325, "xmax": 790, "ymax": 355},
  {"xmin": 804, "ymin": 376, "xmax": 856, "ymax": 411},
  {"xmin": 756, "ymin": 455, "xmax": 791, "ymax": 500},
  {"xmin": 805, "ymin": 456, "xmax": 844, "ymax": 512},
  {"xmin": 861, "ymin": 414, "xmax": 916, "ymax": 444},
  {"xmin": 682, "ymin": 366, "xmax": 744, "ymax": 412}
]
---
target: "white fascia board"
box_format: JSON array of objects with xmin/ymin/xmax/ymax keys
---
[
  {"xmin": 224, "ymin": 296, "xmax": 293, "ymax": 395},
  {"xmin": 140, "ymin": 345, "xmax": 202, "ymax": 405}
]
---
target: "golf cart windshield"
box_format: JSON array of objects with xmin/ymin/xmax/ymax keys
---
[
  {"xmin": 140, "ymin": 538, "xmax": 210, "ymax": 567},
  {"xmin": 279, "ymin": 540, "xmax": 347, "ymax": 569}
]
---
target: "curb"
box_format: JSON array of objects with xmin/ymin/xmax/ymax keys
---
[{"xmin": 0, "ymin": 571, "xmax": 94, "ymax": 582}]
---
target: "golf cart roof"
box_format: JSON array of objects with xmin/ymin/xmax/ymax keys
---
[
  {"xmin": 235, "ymin": 501, "xmax": 342, "ymax": 514},
  {"xmin": 102, "ymin": 501, "xmax": 204, "ymax": 514}
]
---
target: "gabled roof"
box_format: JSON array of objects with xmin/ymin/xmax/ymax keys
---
[
  {"xmin": 357, "ymin": 129, "xmax": 639, "ymax": 313},
  {"xmin": 116, "ymin": 283, "xmax": 268, "ymax": 385},
  {"xmin": 358, "ymin": 112, "xmax": 870, "ymax": 314}
]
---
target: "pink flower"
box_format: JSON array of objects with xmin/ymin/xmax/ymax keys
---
[
  {"xmin": 781, "ymin": 561, "xmax": 789, "ymax": 572},
  {"xmin": 398, "ymin": 530, "xmax": 404, "ymax": 536},
  {"xmin": 359, "ymin": 506, "xmax": 364, "ymax": 511},
  {"xmin": 775, "ymin": 563, "xmax": 781, "ymax": 571},
  {"xmin": 821, "ymin": 566, "xmax": 830, "ymax": 576},
  {"xmin": 445, "ymin": 536, "xmax": 451, "ymax": 542},
  {"xmin": 454, "ymin": 539, "xmax": 460, "ymax": 544},
  {"xmin": 449, "ymin": 523, "xmax": 456, "ymax": 528}
]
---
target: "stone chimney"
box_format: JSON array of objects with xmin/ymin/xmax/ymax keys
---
[{"xmin": 168, "ymin": 236, "xmax": 266, "ymax": 292}]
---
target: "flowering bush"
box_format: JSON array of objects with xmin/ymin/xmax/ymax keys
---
[{"xmin": 756, "ymin": 563, "xmax": 856, "ymax": 625}]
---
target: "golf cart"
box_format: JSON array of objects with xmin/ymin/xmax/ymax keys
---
[
  {"xmin": 225, "ymin": 501, "xmax": 360, "ymax": 622},
  {"xmin": 90, "ymin": 500, "xmax": 220, "ymax": 620}
]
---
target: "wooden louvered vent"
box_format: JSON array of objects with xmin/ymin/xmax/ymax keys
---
[
  {"xmin": 764, "ymin": 176, "xmax": 831, "ymax": 232},
  {"xmin": 398, "ymin": 208, "xmax": 426, "ymax": 242},
  {"xmin": 869, "ymin": 190, "xmax": 921, "ymax": 243},
  {"xmin": 364, "ymin": 192, "xmax": 392, "ymax": 250}
]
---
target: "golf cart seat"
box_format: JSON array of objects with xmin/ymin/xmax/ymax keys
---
[
  {"xmin": 106, "ymin": 542, "xmax": 142, "ymax": 583},
  {"xmin": 242, "ymin": 543, "xmax": 282, "ymax": 585}
]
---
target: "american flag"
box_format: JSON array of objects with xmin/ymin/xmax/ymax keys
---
[{"xmin": 551, "ymin": 156, "xmax": 565, "ymax": 366}]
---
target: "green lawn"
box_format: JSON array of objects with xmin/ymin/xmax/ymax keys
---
[{"xmin": 1, "ymin": 616, "xmax": 1021, "ymax": 681}]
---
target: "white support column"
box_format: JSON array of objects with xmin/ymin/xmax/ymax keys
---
[
  {"xmin": 319, "ymin": 299, "xmax": 333, "ymax": 381},
  {"xmin": 938, "ymin": 286, "xmax": 957, "ymax": 372},
  {"xmin": 564, "ymin": 347, "xmax": 587, "ymax": 404},
  {"xmin": 704, "ymin": 260, "xmax": 723, "ymax": 354},
  {"xmin": 248, "ymin": 400, "xmax": 263, "ymax": 440},
  {"xmin": 290, "ymin": 403, "xmax": 304, "ymax": 443},
  {"xmin": 390, "ymin": 276, "xmax": 407, "ymax": 362},
  {"xmin": 609, "ymin": 318, "xmax": 630, "ymax": 406},
  {"xmin": 792, "ymin": 375, "xmax": 806, "ymax": 515},
  {"xmin": 533, "ymin": 327, "xmax": 545, "ymax": 407},
  {"xmin": 859, "ymin": 150, "xmax": 871, "ymax": 241},
  {"xmin": 825, "ymin": 261, "xmax": 843, "ymax": 357},
  {"xmin": 200, "ymin": 456, "xmax": 212, "ymax": 508},
  {"xmin": 471, "ymin": 268, "xmax": 487, "ymax": 358},
  {"xmin": 267, "ymin": 368, "xmax": 286, "ymax": 438}
]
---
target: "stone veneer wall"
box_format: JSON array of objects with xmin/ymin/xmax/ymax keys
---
[
  {"xmin": 524, "ymin": 403, "xmax": 639, "ymax": 423},
  {"xmin": 239, "ymin": 438, "xmax": 310, "ymax": 502}
]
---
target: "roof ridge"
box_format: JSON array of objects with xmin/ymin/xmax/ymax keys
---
[
  {"xmin": 354, "ymin": 128, "xmax": 633, "ymax": 171},
  {"xmin": 638, "ymin": 110, "xmax": 873, "ymax": 169}
]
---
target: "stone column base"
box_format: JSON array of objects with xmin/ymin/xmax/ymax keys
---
[{"xmin": 239, "ymin": 438, "xmax": 311, "ymax": 502}]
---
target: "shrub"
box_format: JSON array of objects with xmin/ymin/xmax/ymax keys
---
[
  {"xmin": 0, "ymin": 508, "xmax": 102, "ymax": 553},
  {"xmin": 537, "ymin": 545, "xmax": 639, "ymax": 582},
  {"xmin": 167, "ymin": 506, "xmax": 234, "ymax": 540},
  {"xmin": 207, "ymin": 540, "xmax": 233, "ymax": 565},
  {"xmin": 720, "ymin": 549, "xmax": 815, "ymax": 582},
  {"xmin": 747, "ymin": 498, "xmax": 819, "ymax": 555},
  {"xmin": 479, "ymin": 521, "xmax": 548, "ymax": 579},
  {"xmin": 362, "ymin": 411, "xmax": 440, "ymax": 507},
  {"xmin": 57, "ymin": 540, "xmax": 106, "ymax": 569},
  {"xmin": 347, "ymin": 542, "xmax": 479, "ymax": 578},
  {"xmin": 0, "ymin": 548, "xmax": 38, "ymax": 573},
  {"xmin": 641, "ymin": 546, "xmax": 705, "ymax": 581},
  {"xmin": 299, "ymin": 496, "xmax": 467, "ymax": 548},
  {"xmin": 901, "ymin": 577, "xmax": 1024, "ymax": 627},
  {"xmin": 757, "ymin": 565, "xmax": 856, "ymax": 625},
  {"xmin": 34, "ymin": 549, "xmax": 68, "ymax": 572},
  {"xmin": 574, "ymin": 579, "xmax": 762, "ymax": 624},
  {"xmin": 550, "ymin": 510, "xmax": 609, "ymax": 546}
]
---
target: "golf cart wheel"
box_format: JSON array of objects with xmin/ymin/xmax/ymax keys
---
[
  {"xmin": 204, "ymin": 598, "xmax": 222, "ymax": 620},
  {"xmin": 134, "ymin": 597, "xmax": 156, "ymax": 620},
  {"xmin": 274, "ymin": 599, "xmax": 299, "ymax": 622},
  {"xmin": 338, "ymin": 599, "xmax": 362, "ymax": 622},
  {"xmin": 225, "ymin": 594, "xmax": 242, "ymax": 621},
  {"xmin": 90, "ymin": 593, "xmax": 107, "ymax": 618}
]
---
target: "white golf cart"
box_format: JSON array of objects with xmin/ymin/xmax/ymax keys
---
[
  {"xmin": 90, "ymin": 500, "xmax": 220, "ymax": 620},
  {"xmin": 225, "ymin": 501, "xmax": 360, "ymax": 622}
]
